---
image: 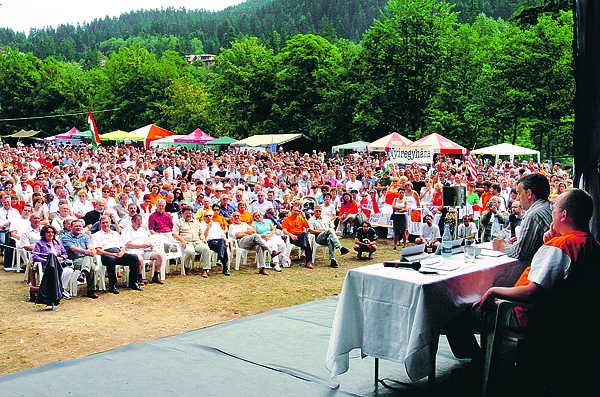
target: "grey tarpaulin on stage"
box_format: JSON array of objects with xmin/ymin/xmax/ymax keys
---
[{"xmin": 0, "ymin": 296, "xmax": 470, "ymax": 397}]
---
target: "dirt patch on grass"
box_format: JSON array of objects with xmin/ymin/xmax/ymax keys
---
[{"xmin": 0, "ymin": 237, "xmax": 404, "ymax": 375}]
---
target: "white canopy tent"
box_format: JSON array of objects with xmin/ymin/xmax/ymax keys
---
[
  {"xmin": 471, "ymin": 143, "xmax": 540, "ymax": 164},
  {"xmin": 331, "ymin": 141, "xmax": 370, "ymax": 154}
]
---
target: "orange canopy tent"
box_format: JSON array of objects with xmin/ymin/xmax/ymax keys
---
[{"xmin": 129, "ymin": 124, "xmax": 175, "ymax": 149}]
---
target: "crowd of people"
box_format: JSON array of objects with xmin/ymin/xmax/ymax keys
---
[
  {"xmin": 1, "ymin": 140, "xmax": 596, "ymax": 393},
  {"xmin": 0, "ymin": 141, "xmax": 575, "ymax": 301}
]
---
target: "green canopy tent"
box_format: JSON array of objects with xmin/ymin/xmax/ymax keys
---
[
  {"xmin": 71, "ymin": 130, "xmax": 92, "ymax": 141},
  {"xmin": 205, "ymin": 136, "xmax": 238, "ymax": 153}
]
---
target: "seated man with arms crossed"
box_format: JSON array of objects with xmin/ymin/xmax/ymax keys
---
[
  {"xmin": 281, "ymin": 203, "xmax": 313, "ymax": 269},
  {"xmin": 61, "ymin": 219, "xmax": 98, "ymax": 299},
  {"xmin": 92, "ymin": 215, "xmax": 142, "ymax": 294}
]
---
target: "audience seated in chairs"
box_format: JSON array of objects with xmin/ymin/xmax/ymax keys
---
[
  {"xmin": 61, "ymin": 219, "xmax": 98, "ymax": 299},
  {"xmin": 121, "ymin": 214, "xmax": 165, "ymax": 285}
]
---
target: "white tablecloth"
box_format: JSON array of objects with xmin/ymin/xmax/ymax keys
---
[{"xmin": 325, "ymin": 251, "xmax": 525, "ymax": 381}]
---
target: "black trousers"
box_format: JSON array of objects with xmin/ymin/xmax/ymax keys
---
[
  {"xmin": 207, "ymin": 239, "xmax": 228, "ymax": 264},
  {"xmin": 100, "ymin": 252, "xmax": 139, "ymax": 287},
  {"xmin": 290, "ymin": 232, "xmax": 312, "ymax": 262}
]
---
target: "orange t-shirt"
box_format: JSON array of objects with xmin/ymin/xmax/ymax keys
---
[
  {"xmin": 281, "ymin": 214, "xmax": 309, "ymax": 234},
  {"xmin": 480, "ymin": 192, "xmax": 493, "ymax": 209},
  {"xmin": 239, "ymin": 210, "xmax": 253, "ymax": 225}
]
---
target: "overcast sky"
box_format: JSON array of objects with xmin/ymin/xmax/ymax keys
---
[{"xmin": 0, "ymin": 0, "xmax": 245, "ymax": 33}]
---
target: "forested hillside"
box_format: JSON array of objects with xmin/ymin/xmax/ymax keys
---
[
  {"xmin": 0, "ymin": 0, "xmax": 525, "ymax": 63},
  {"xmin": 0, "ymin": 0, "xmax": 574, "ymax": 163}
]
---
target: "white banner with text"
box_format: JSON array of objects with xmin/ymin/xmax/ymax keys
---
[{"xmin": 387, "ymin": 145, "xmax": 435, "ymax": 164}]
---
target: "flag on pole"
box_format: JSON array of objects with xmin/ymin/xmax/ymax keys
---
[
  {"xmin": 435, "ymin": 161, "xmax": 443, "ymax": 184},
  {"xmin": 87, "ymin": 109, "xmax": 101, "ymax": 150},
  {"xmin": 466, "ymin": 154, "xmax": 477, "ymax": 181},
  {"xmin": 371, "ymin": 191, "xmax": 380, "ymax": 215}
]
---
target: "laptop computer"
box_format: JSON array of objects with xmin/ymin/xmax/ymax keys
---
[{"xmin": 400, "ymin": 244, "xmax": 431, "ymax": 262}]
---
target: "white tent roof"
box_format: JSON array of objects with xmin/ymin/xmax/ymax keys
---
[
  {"xmin": 471, "ymin": 143, "xmax": 540, "ymax": 163},
  {"xmin": 234, "ymin": 133, "xmax": 307, "ymax": 147},
  {"xmin": 148, "ymin": 135, "xmax": 179, "ymax": 148},
  {"xmin": 331, "ymin": 141, "xmax": 370, "ymax": 153}
]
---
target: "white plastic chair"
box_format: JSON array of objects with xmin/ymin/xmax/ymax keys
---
[
  {"xmin": 310, "ymin": 234, "xmax": 328, "ymax": 263},
  {"xmin": 149, "ymin": 234, "xmax": 183, "ymax": 276},
  {"xmin": 94, "ymin": 255, "xmax": 131, "ymax": 290},
  {"xmin": 232, "ymin": 239, "xmax": 270, "ymax": 270}
]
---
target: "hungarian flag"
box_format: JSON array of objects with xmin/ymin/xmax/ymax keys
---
[
  {"xmin": 466, "ymin": 154, "xmax": 477, "ymax": 181},
  {"xmin": 435, "ymin": 161, "xmax": 443, "ymax": 184},
  {"xmin": 371, "ymin": 191, "xmax": 380, "ymax": 215},
  {"xmin": 87, "ymin": 109, "xmax": 101, "ymax": 150}
]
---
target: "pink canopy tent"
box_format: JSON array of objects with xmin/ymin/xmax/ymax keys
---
[
  {"xmin": 409, "ymin": 133, "xmax": 466, "ymax": 154},
  {"xmin": 173, "ymin": 129, "xmax": 216, "ymax": 143},
  {"xmin": 366, "ymin": 132, "xmax": 413, "ymax": 151},
  {"xmin": 44, "ymin": 127, "xmax": 81, "ymax": 141}
]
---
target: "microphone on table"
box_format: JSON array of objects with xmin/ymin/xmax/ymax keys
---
[
  {"xmin": 383, "ymin": 261, "xmax": 421, "ymax": 271},
  {"xmin": 508, "ymin": 214, "xmax": 517, "ymax": 238}
]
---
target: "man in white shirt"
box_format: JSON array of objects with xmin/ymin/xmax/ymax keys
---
[
  {"xmin": 248, "ymin": 191, "xmax": 274, "ymax": 216},
  {"xmin": 415, "ymin": 214, "xmax": 441, "ymax": 249},
  {"xmin": 345, "ymin": 171, "xmax": 363, "ymax": 192},
  {"xmin": 92, "ymin": 215, "xmax": 142, "ymax": 294},
  {"xmin": 122, "ymin": 214, "xmax": 165, "ymax": 284},
  {"xmin": 0, "ymin": 194, "xmax": 21, "ymax": 263},
  {"xmin": 199, "ymin": 211, "xmax": 230, "ymax": 276},
  {"xmin": 457, "ymin": 215, "xmax": 478, "ymax": 241},
  {"xmin": 164, "ymin": 159, "xmax": 182, "ymax": 182}
]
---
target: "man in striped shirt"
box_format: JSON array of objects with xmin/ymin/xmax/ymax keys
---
[{"xmin": 492, "ymin": 173, "xmax": 552, "ymax": 264}]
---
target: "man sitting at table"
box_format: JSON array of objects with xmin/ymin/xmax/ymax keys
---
[
  {"xmin": 446, "ymin": 188, "xmax": 600, "ymax": 394},
  {"xmin": 492, "ymin": 173, "xmax": 552, "ymax": 263},
  {"xmin": 414, "ymin": 214, "xmax": 440, "ymax": 250}
]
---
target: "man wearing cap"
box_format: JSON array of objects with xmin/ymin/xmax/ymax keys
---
[{"xmin": 217, "ymin": 194, "xmax": 236, "ymax": 221}]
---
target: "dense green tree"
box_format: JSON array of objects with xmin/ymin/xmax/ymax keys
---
[
  {"xmin": 271, "ymin": 34, "xmax": 344, "ymax": 143},
  {"xmin": 0, "ymin": 49, "xmax": 42, "ymax": 135},
  {"xmin": 355, "ymin": 0, "xmax": 458, "ymax": 139},
  {"xmin": 92, "ymin": 46, "xmax": 183, "ymax": 132},
  {"xmin": 208, "ymin": 37, "xmax": 277, "ymax": 138}
]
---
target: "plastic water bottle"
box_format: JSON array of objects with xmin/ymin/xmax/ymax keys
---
[
  {"xmin": 490, "ymin": 217, "xmax": 501, "ymax": 240},
  {"xmin": 441, "ymin": 224, "xmax": 452, "ymax": 259}
]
